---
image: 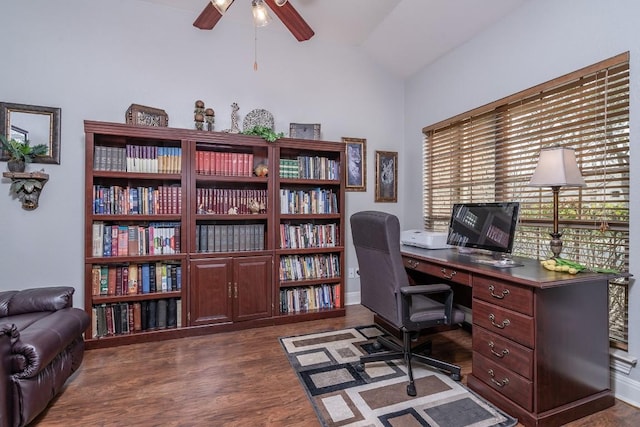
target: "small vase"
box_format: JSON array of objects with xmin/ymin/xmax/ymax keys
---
[{"xmin": 7, "ymin": 160, "xmax": 26, "ymax": 173}]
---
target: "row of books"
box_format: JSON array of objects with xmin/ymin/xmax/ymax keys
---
[
  {"xmin": 279, "ymin": 188, "xmax": 339, "ymax": 214},
  {"xmin": 195, "ymin": 150, "xmax": 255, "ymax": 177},
  {"xmin": 196, "ymin": 224, "xmax": 265, "ymax": 253},
  {"xmin": 279, "ymin": 223, "xmax": 339, "ymax": 249},
  {"xmin": 92, "ymin": 298, "xmax": 182, "ymax": 338},
  {"xmin": 91, "ymin": 262, "xmax": 182, "ymax": 296},
  {"xmin": 92, "ymin": 222, "xmax": 181, "ymax": 257},
  {"xmin": 196, "ymin": 188, "xmax": 268, "ymax": 215},
  {"xmin": 93, "ymin": 184, "xmax": 182, "ymax": 215},
  {"xmin": 279, "ymin": 254, "xmax": 341, "ymax": 281},
  {"xmin": 279, "ymin": 156, "xmax": 340, "ymax": 180},
  {"xmin": 279, "ymin": 284, "xmax": 341, "ymax": 313},
  {"xmin": 93, "ymin": 145, "xmax": 182, "ymax": 173}
]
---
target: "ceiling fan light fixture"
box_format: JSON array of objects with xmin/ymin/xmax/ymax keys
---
[
  {"xmin": 211, "ymin": 0, "xmax": 233, "ymax": 14},
  {"xmin": 252, "ymin": 0, "xmax": 271, "ymax": 27}
]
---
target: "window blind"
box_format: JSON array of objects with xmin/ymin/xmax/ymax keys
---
[{"xmin": 422, "ymin": 53, "xmax": 630, "ymax": 348}]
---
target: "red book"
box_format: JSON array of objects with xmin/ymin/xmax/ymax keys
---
[
  {"xmin": 107, "ymin": 266, "xmax": 116, "ymax": 296},
  {"xmin": 215, "ymin": 152, "xmax": 222, "ymax": 176}
]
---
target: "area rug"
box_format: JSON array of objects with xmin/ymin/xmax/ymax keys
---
[{"xmin": 280, "ymin": 325, "xmax": 518, "ymax": 427}]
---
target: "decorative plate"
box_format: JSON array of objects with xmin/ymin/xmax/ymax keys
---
[{"xmin": 242, "ymin": 109, "xmax": 274, "ymax": 131}]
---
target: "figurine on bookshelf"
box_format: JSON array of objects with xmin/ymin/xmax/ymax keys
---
[
  {"xmin": 205, "ymin": 108, "xmax": 215, "ymax": 131},
  {"xmin": 254, "ymin": 163, "xmax": 268, "ymax": 177},
  {"xmin": 222, "ymin": 102, "xmax": 241, "ymax": 134},
  {"xmin": 228, "ymin": 206, "xmax": 239, "ymax": 215},
  {"xmin": 247, "ymin": 198, "xmax": 265, "ymax": 214},
  {"xmin": 194, "ymin": 100, "xmax": 205, "ymax": 131}
]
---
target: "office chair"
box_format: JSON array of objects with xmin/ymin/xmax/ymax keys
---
[{"xmin": 350, "ymin": 210, "xmax": 464, "ymax": 396}]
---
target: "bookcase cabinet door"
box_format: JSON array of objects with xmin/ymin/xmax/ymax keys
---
[
  {"xmin": 189, "ymin": 258, "xmax": 233, "ymax": 325},
  {"xmin": 233, "ymin": 255, "xmax": 272, "ymax": 322}
]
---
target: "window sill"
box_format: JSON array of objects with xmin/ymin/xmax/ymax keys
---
[{"xmin": 610, "ymin": 348, "xmax": 637, "ymax": 375}]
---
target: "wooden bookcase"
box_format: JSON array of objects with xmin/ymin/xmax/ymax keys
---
[{"xmin": 83, "ymin": 121, "xmax": 345, "ymax": 348}]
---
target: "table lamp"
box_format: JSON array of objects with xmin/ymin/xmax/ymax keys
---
[{"xmin": 528, "ymin": 146, "xmax": 586, "ymax": 258}]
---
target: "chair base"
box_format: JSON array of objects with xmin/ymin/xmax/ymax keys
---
[{"xmin": 357, "ymin": 332, "xmax": 462, "ymax": 396}]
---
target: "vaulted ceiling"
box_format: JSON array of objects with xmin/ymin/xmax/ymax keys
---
[{"xmin": 139, "ymin": 0, "xmax": 529, "ymax": 78}]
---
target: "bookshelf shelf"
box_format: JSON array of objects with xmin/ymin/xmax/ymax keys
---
[{"xmin": 84, "ymin": 121, "xmax": 345, "ymax": 348}]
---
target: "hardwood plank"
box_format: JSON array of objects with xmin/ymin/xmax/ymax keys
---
[{"xmin": 32, "ymin": 305, "xmax": 639, "ymax": 426}]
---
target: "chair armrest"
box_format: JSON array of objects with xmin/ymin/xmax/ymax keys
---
[
  {"xmin": 10, "ymin": 308, "xmax": 89, "ymax": 379},
  {"xmin": 1, "ymin": 287, "xmax": 74, "ymax": 317},
  {"xmin": 400, "ymin": 284, "xmax": 452, "ymax": 296},
  {"xmin": 400, "ymin": 283, "xmax": 455, "ymax": 326}
]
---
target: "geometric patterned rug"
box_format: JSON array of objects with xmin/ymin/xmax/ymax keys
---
[{"xmin": 280, "ymin": 325, "xmax": 518, "ymax": 427}]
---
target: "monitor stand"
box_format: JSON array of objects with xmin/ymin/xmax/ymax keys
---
[{"xmin": 456, "ymin": 247, "xmax": 520, "ymax": 268}]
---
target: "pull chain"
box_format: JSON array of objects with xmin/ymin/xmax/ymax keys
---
[{"xmin": 254, "ymin": 26, "xmax": 258, "ymax": 71}]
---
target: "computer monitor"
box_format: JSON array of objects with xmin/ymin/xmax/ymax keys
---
[{"xmin": 446, "ymin": 202, "xmax": 520, "ymax": 255}]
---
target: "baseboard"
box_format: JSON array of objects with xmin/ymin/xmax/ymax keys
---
[{"xmin": 612, "ymin": 370, "xmax": 640, "ymax": 408}]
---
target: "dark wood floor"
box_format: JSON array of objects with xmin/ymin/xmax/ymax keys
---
[{"xmin": 33, "ymin": 305, "xmax": 639, "ymax": 426}]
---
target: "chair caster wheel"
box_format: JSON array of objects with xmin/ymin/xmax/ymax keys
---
[
  {"xmin": 356, "ymin": 363, "xmax": 365, "ymax": 372},
  {"xmin": 451, "ymin": 372, "xmax": 462, "ymax": 381},
  {"xmin": 407, "ymin": 383, "xmax": 417, "ymax": 397}
]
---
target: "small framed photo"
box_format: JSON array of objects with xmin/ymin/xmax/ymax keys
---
[
  {"xmin": 289, "ymin": 123, "xmax": 320, "ymax": 140},
  {"xmin": 375, "ymin": 150, "xmax": 397, "ymax": 203},
  {"xmin": 126, "ymin": 104, "xmax": 169, "ymax": 127},
  {"xmin": 342, "ymin": 137, "xmax": 366, "ymax": 192}
]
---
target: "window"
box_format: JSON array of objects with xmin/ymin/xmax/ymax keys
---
[{"xmin": 422, "ymin": 53, "xmax": 630, "ymax": 349}]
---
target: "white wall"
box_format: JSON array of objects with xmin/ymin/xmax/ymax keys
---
[
  {"xmin": 0, "ymin": 0, "xmax": 402, "ymax": 305},
  {"xmin": 403, "ymin": 0, "xmax": 640, "ymax": 407}
]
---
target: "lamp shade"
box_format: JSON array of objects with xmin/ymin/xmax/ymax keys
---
[
  {"xmin": 252, "ymin": 0, "xmax": 271, "ymax": 27},
  {"xmin": 211, "ymin": 0, "xmax": 233, "ymax": 14},
  {"xmin": 528, "ymin": 146, "xmax": 586, "ymax": 187}
]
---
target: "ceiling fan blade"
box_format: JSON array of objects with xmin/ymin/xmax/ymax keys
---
[
  {"xmin": 265, "ymin": 0, "xmax": 314, "ymax": 42},
  {"xmin": 193, "ymin": 1, "xmax": 235, "ymax": 30}
]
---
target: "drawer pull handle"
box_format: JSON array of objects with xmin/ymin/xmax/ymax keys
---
[
  {"xmin": 488, "ymin": 369, "xmax": 510, "ymax": 387},
  {"xmin": 488, "ymin": 341, "xmax": 509, "ymax": 358},
  {"xmin": 407, "ymin": 259, "xmax": 419, "ymax": 269},
  {"xmin": 488, "ymin": 285, "xmax": 509, "ymax": 299},
  {"xmin": 440, "ymin": 268, "xmax": 457, "ymax": 280},
  {"xmin": 489, "ymin": 314, "xmax": 510, "ymax": 329}
]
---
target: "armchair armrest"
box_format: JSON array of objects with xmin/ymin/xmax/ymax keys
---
[
  {"xmin": 0, "ymin": 287, "xmax": 74, "ymax": 317},
  {"xmin": 10, "ymin": 308, "xmax": 89, "ymax": 379}
]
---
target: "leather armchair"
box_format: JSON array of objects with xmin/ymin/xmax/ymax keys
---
[{"xmin": 0, "ymin": 287, "xmax": 89, "ymax": 427}]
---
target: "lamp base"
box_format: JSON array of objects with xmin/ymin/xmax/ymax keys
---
[{"xmin": 549, "ymin": 232, "xmax": 563, "ymax": 258}]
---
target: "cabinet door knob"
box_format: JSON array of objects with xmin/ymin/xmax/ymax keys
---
[{"xmin": 488, "ymin": 285, "xmax": 510, "ymax": 299}]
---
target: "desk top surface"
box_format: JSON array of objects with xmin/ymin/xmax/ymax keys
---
[{"xmin": 400, "ymin": 245, "xmax": 616, "ymax": 289}]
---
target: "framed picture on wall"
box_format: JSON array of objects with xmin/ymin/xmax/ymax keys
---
[
  {"xmin": 343, "ymin": 137, "xmax": 366, "ymax": 191},
  {"xmin": 375, "ymin": 150, "xmax": 397, "ymax": 202}
]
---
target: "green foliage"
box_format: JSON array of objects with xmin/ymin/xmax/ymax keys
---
[
  {"xmin": 242, "ymin": 126, "xmax": 284, "ymax": 143},
  {"xmin": 0, "ymin": 134, "xmax": 48, "ymax": 163}
]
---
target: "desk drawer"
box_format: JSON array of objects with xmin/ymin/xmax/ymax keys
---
[
  {"xmin": 473, "ymin": 352, "xmax": 533, "ymax": 412},
  {"xmin": 473, "ymin": 325, "xmax": 533, "ymax": 380},
  {"xmin": 403, "ymin": 256, "xmax": 471, "ymax": 286},
  {"xmin": 473, "ymin": 299, "xmax": 534, "ymax": 348},
  {"xmin": 473, "ymin": 276, "xmax": 533, "ymax": 316}
]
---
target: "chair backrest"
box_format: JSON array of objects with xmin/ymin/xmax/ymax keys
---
[{"xmin": 350, "ymin": 211, "xmax": 409, "ymax": 328}]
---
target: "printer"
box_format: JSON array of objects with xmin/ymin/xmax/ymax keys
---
[{"xmin": 400, "ymin": 229, "xmax": 451, "ymax": 249}]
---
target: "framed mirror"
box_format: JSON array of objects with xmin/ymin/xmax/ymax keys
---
[{"xmin": 0, "ymin": 102, "xmax": 61, "ymax": 164}]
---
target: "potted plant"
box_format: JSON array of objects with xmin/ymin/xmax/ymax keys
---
[{"xmin": 0, "ymin": 134, "xmax": 49, "ymax": 172}]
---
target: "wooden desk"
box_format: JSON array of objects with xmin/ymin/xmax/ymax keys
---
[{"xmin": 401, "ymin": 246, "xmax": 614, "ymax": 427}]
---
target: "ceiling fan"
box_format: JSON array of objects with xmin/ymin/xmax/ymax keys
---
[{"xmin": 193, "ymin": 0, "xmax": 315, "ymax": 42}]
